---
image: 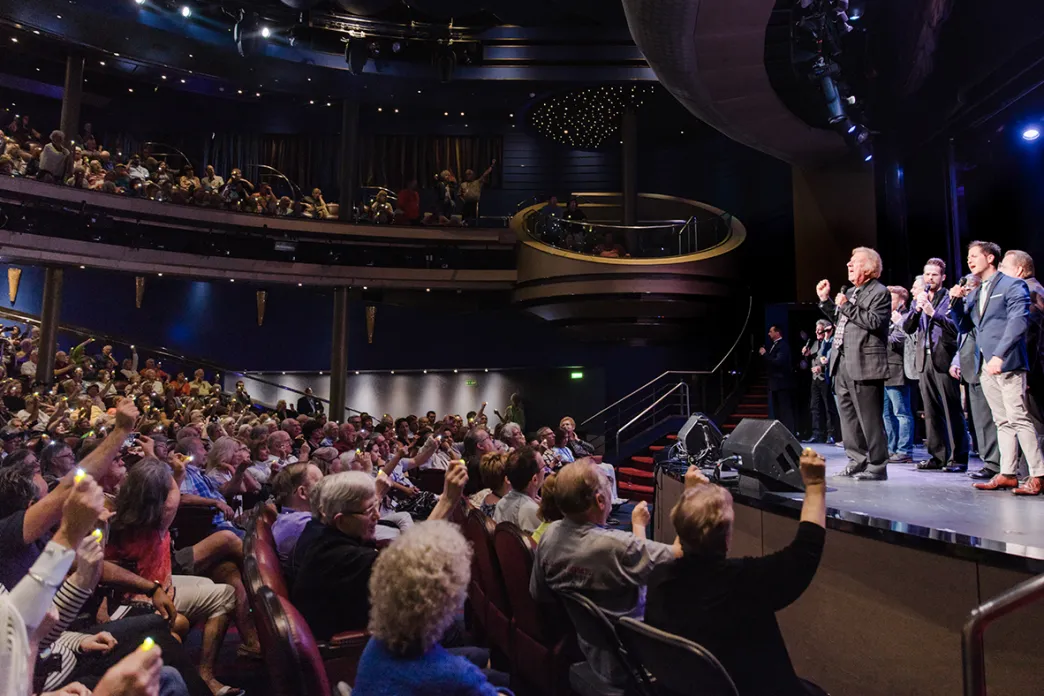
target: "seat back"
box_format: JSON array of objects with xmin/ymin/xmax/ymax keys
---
[
  {"xmin": 559, "ymin": 591, "xmax": 651, "ymax": 695},
  {"xmin": 616, "ymin": 617, "xmax": 739, "ymax": 696},
  {"xmin": 250, "ymin": 511, "xmax": 289, "ymax": 598},
  {"xmin": 409, "ymin": 468, "xmax": 446, "ymax": 494},
  {"xmin": 170, "ymin": 505, "xmax": 218, "ymax": 550},
  {"xmin": 493, "ymin": 522, "xmax": 559, "ymax": 642},
  {"xmin": 463, "ymin": 509, "xmax": 509, "ymax": 613},
  {"xmin": 255, "ymin": 586, "xmax": 333, "ymax": 696}
]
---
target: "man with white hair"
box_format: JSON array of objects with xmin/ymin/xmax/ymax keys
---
[
  {"xmin": 816, "ymin": 247, "xmax": 892, "ymax": 480},
  {"xmin": 293, "ymin": 463, "xmax": 468, "ymax": 640},
  {"xmin": 500, "ymin": 422, "xmax": 526, "ymax": 450}
]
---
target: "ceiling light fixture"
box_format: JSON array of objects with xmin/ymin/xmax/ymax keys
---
[
  {"xmin": 180, "ymin": 6, "xmax": 191, "ymax": 18},
  {"xmin": 261, "ymin": 26, "xmax": 271, "ymax": 38}
]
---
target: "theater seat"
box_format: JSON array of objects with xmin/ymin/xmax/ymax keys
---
[
  {"xmin": 557, "ymin": 591, "xmax": 652, "ymax": 696},
  {"xmin": 254, "ymin": 585, "xmax": 370, "ymax": 693},
  {"xmin": 493, "ymin": 522, "xmax": 576, "ymax": 696},
  {"xmin": 246, "ymin": 508, "xmax": 289, "ymax": 599},
  {"xmin": 616, "ymin": 617, "xmax": 738, "ymax": 696},
  {"xmin": 409, "ymin": 468, "xmax": 445, "ymax": 494},
  {"xmin": 462, "ymin": 509, "xmax": 512, "ymax": 661}
]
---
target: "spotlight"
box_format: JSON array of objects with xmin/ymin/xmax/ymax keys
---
[
  {"xmin": 1022, "ymin": 126, "xmax": 1041, "ymax": 142},
  {"xmin": 391, "ymin": 41, "xmax": 403, "ymax": 53},
  {"xmin": 344, "ymin": 39, "xmax": 369, "ymax": 76},
  {"xmin": 134, "ymin": 0, "xmax": 145, "ymax": 4},
  {"xmin": 367, "ymin": 40, "xmax": 381, "ymax": 58},
  {"xmin": 180, "ymin": 5, "xmax": 191, "ymax": 18},
  {"xmin": 864, "ymin": 154, "xmax": 873, "ymax": 162},
  {"xmin": 261, "ymin": 26, "xmax": 271, "ymax": 39}
]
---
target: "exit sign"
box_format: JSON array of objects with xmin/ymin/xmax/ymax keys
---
[{"xmin": 465, "ymin": 379, "xmax": 477, "ymax": 386}]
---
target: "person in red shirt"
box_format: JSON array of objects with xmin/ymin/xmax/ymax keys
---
[{"xmin": 396, "ymin": 179, "xmax": 420, "ymax": 225}]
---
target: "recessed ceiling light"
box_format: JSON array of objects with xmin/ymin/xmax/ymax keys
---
[
  {"xmin": 355, "ymin": 371, "xmax": 360, "ymax": 375},
  {"xmin": 255, "ymin": 92, "xmax": 260, "ymax": 97},
  {"xmin": 161, "ymin": 75, "xmax": 167, "ymax": 80},
  {"xmin": 261, "ymin": 26, "xmax": 271, "ymax": 38},
  {"xmin": 113, "ymin": 52, "xmax": 120, "ymax": 57},
  {"xmin": 460, "ymin": 111, "xmax": 464, "ymax": 116},
  {"xmin": 230, "ymin": 278, "xmax": 235, "ymax": 282},
  {"xmin": 443, "ymin": 111, "xmax": 448, "ymax": 116},
  {"xmin": 309, "ymin": 100, "xmax": 314, "ymax": 104},
  {"xmin": 188, "ymin": 53, "xmax": 193, "ymax": 58},
  {"xmin": 10, "ymin": 38, "xmax": 17, "ymax": 43},
  {"xmin": 237, "ymin": 89, "xmax": 243, "ymax": 94},
  {"xmin": 454, "ymin": 369, "xmax": 459, "ymax": 374},
  {"xmin": 56, "ymin": 15, "xmax": 62, "ymax": 19},
  {"xmin": 363, "ymin": 286, "xmax": 368, "ymax": 290},
  {"xmin": 307, "ymin": 77, "xmax": 311, "ymax": 81},
  {"xmin": 79, "ymin": 265, "xmax": 85, "ymax": 269},
  {"xmin": 180, "ymin": 79, "xmax": 186, "ymax": 83},
  {"xmin": 425, "ymin": 288, "xmax": 430, "ymax": 292},
  {"xmin": 325, "ymin": 102, "xmax": 331, "ymax": 107},
  {"xmin": 157, "ymin": 273, "xmax": 163, "ymax": 276},
  {"xmin": 417, "ymin": 90, "xmax": 422, "ymax": 94},
  {"xmin": 99, "ymin": 60, "xmax": 106, "ymax": 65},
  {"xmin": 394, "ymin": 108, "xmax": 399, "ymax": 113},
  {"xmin": 180, "ymin": 6, "xmax": 191, "ymax": 18},
  {"xmin": 298, "ymin": 283, "xmax": 303, "ymax": 287},
  {"xmin": 377, "ymin": 107, "xmax": 382, "ymax": 112},
  {"xmin": 128, "ymin": 88, "xmax": 134, "ymax": 92},
  {"xmin": 32, "ymin": 30, "xmax": 39, "ymax": 35}
]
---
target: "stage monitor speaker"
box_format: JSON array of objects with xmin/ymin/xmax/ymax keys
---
[
  {"xmin": 721, "ymin": 419, "xmax": 805, "ymax": 492},
  {"xmin": 676, "ymin": 413, "xmax": 724, "ymax": 460}
]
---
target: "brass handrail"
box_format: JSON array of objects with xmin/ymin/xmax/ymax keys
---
[{"xmin": 615, "ymin": 382, "xmax": 690, "ymax": 455}]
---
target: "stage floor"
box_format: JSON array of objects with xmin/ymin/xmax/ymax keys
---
[{"xmin": 764, "ymin": 443, "xmax": 1044, "ymax": 560}]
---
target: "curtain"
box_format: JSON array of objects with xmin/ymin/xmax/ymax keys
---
[
  {"xmin": 98, "ymin": 132, "xmax": 502, "ymax": 202},
  {"xmin": 356, "ymin": 134, "xmax": 502, "ymax": 191}
]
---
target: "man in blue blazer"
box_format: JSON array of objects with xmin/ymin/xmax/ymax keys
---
[{"xmin": 950, "ymin": 241, "xmax": 1044, "ymax": 496}]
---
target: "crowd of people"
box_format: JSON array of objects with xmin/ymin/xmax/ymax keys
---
[
  {"xmin": 0, "ymin": 312, "xmax": 837, "ymax": 696},
  {"xmin": 762, "ymin": 243, "xmax": 1044, "ymax": 493},
  {"xmin": 2, "ymin": 117, "xmax": 339, "ymax": 220}
]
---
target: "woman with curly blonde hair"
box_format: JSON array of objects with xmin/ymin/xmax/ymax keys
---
[{"xmin": 353, "ymin": 521, "xmax": 506, "ymax": 696}]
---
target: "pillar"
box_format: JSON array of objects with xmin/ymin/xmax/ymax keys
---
[
  {"xmin": 621, "ymin": 106, "xmax": 638, "ymax": 227},
  {"xmin": 60, "ymin": 55, "xmax": 84, "ymax": 145},
  {"xmin": 337, "ymin": 100, "xmax": 360, "ymax": 221},
  {"xmin": 37, "ymin": 267, "xmax": 64, "ymax": 387},
  {"xmin": 329, "ymin": 286, "xmax": 349, "ymax": 421}
]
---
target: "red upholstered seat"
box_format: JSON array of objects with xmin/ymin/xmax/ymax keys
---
[
  {"xmin": 254, "ymin": 586, "xmax": 369, "ymax": 695},
  {"xmin": 250, "ymin": 507, "xmax": 289, "ymax": 599},
  {"xmin": 493, "ymin": 522, "xmax": 576, "ymax": 695},
  {"xmin": 463, "ymin": 509, "xmax": 512, "ymax": 660}
]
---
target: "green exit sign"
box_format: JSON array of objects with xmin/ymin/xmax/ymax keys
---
[
  {"xmin": 571, "ymin": 371, "xmax": 584, "ymax": 380},
  {"xmin": 465, "ymin": 379, "xmax": 477, "ymax": 386}
]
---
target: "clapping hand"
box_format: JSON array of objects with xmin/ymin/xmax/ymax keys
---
[{"xmin": 631, "ymin": 501, "xmax": 651, "ymax": 528}]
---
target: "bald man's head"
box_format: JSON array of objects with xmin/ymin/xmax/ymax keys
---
[{"xmin": 554, "ymin": 458, "xmax": 611, "ymax": 523}]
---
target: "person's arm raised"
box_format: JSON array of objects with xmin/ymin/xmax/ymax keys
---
[{"xmin": 428, "ymin": 461, "xmax": 467, "ymax": 522}]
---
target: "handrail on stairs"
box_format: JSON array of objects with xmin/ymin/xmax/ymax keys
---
[{"xmin": 615, "ymin": 382, "xmax": 690, "ymax": 455}]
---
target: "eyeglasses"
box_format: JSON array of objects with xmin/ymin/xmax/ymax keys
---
[{"xmin": 346, "ymin": 504, "xmax": 380, "ymax": 517}]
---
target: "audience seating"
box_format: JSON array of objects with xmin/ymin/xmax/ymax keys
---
[
  {"xmin": 462, "ymin": 509, "xmax": 513, "ymax": 662},
  {"xmin": 616, "ymin": 618, "xmax": 738, "ymax": 696},
  {"xmin": 558, "ymin": 591, "xmax": 653, "ymax": 696},
  {"xmin": 409, "ymin": 468, "xmax": 446, "ymax": 494},
  {"xmin": 170, "ymin": 505, "xmax": 221, "ymax": 549},
  {"xmin": 254, "ymin": 586, "xmax": 340, "ymax": 696},
  {"xmin": 492, "ymin": 522, "xmax": 577, "ymax": 696},
  {"xmin": 244, "ymin": 506, "xmax": 370, "ymax": 688}
]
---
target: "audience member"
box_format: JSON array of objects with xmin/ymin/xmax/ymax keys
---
[{"xmin": 492, "ymin": 447, "xmax": 543, "ymax": 533}]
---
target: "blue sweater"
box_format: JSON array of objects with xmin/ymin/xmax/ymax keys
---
[{"xmin": 352, "ymin": 639, "xmax": 501, "ymax": 696}]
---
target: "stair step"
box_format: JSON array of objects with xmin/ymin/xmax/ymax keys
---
[
  {"xmin": 631, "ymin": 455, "xmax": 654, "ymax": 466},
  {"xmin": 619, "ymin": 467, "xmax": 654, "ymax": 481},
  {"xmin": 619, "ymin": 481, "xmax": 655, "ymax": 503},
  {"xmin": 666, "ymin": 434, "xmax": 677, "ymax": 440},
  {"xmin": 648, "ymin": 445, "xmax": 665, "ymax": 452}
]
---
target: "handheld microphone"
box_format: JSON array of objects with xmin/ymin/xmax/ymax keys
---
[{"xmin": 959, "ymin": 276, "xmax": 969, "ymax": 287}]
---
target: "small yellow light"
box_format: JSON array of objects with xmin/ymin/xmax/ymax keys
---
[
  {"xmin": 140, "ymin": 637, "xmax": 155, "ymax": 652},
  {"xmin": 74, "ymin": 468, "xmax": 86, "ymax": 484},
  {"xmin": 91, "ymin": 529, "xmax": 104, "ymax": 541}
]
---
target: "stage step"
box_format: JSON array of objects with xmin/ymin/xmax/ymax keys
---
[
  {"xmin": 619, "ymin": 467, "xmax": 654, "ymax": 483},
  {"xmin": 630, "ymin": 456, "xmax": 655, "ymax": 472},
  {"xmin": 666, "ymin": 434, "xmax": 677, "ymax": 440},
  {"xmin": 648, "ymin": 445, "xmax": 665, "ymax": 452},
  {"xmin": 619, "ymin": 480, "xmax": 654, "ymax": 503}
]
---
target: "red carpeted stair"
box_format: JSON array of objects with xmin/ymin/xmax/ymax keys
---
[{"xmin": 721, "ymin": 377, "xmax": 768, "ymax": 433}]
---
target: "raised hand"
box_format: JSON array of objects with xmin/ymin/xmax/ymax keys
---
[
  {"xmin": 799, "ymin": 448, "xmax": 826, "ymax": 487},
  {"xmin": 683, "ymin": 464, "xmax": 710, "ymax": 489},
  {"xmin": 71, "ymin": 533, "xmax": 105, "ymax": 591},
  {"xmin": 631, "ymin": 501, "xmax": 651, "ymax": 528},
  {"xmin": 114, "ymin": 399, "xmax": 139, "ymax": 431},
  {"xmin": 79, "ymin": 631, "xmax": 118, "ymax": 654},
  {"xmin": 950, "ymin": 283, "xmax": 968, "ymax": 299},
  {"xmin": 816, "ymin": 279, "xmax": 831, "ymax": 302},
  {"xmin": 443, "ymin": 460, "xmax": 468, "ymax": 504},
  {"xmin": 56, "ymin": 474, "xmax": 105, "ymax": 549}
]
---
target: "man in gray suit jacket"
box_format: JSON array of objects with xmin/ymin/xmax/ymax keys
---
[
  {"xmin": 817, "ymin": 247, "xmax": 892, "ymax": 480},
  {"xmin": 949, "ymin": 274, "xmax": 1000, "ymax": 480},
  {"xmin": 950, "ymin": 241, "xmax": 1044, "ymax": 496}
]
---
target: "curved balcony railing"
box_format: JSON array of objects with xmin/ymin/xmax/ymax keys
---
[{"xmin": 513, "ymin": 192, "xmax": 744, "ymax": 262}]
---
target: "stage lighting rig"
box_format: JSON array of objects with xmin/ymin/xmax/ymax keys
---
[{"xmin": 791, "ymin": 0, "xmax": 872, "ymax": 160}]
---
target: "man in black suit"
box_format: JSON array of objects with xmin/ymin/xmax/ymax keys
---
[
  {"xmin": 760, "ymin": 325, "xmax": 795, "ymax": 434},
  {"xmin": 817, "ymin": 247, "xmax": 892, "ymax": 480},
  {"xmin": 297, "ymin": 387, "xmax": 324, "ymax": 417},
  {"xmin": 903, "ymin": 258, "xmax": 968, "ymax": 472},
  {"xmin": 949, "ymin": 274, "xmax": 1001, "ymax": 480}
]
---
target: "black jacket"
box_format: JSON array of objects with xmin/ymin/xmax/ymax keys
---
[
  {"xmin": 645, "ymin": 522, "xmax": 826, "ymax": 696},
  {"xmin": 819, "ymin": 279, "xmax": 891, "ymax": 381},
  {"xmin": 902, "ymin": 291, "xmax": 958, "ymax": 374},
  {"xmin": 291, "ymin": 523, "xmax": 378, "ymax": 641},
  {"xmin": 297, "ymin": 395, "xmax": 324, "ymax": 416},
  {"xmin": 763, "ymin": 339, "xmax": 794, "ymax": 391},
  {"xmin": 886, "ymin": 320, "xmax": 907, "ymax": 388}
]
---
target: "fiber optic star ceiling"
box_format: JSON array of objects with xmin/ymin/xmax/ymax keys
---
[{"xmin": 528, "ymin": 85, "xmax": 657, "ymax": 149}]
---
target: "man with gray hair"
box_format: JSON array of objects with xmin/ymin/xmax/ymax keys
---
[
  {"xmin": 293, "ymin": 464, "xmax": 468, "ymax": 640},
  {"xmin": 499, "ymin": 421, "xmax": 526, "ymax": 450},
  {"xmin": 816, "ymin": 246, "xmax": 892, "ymax": 480}
]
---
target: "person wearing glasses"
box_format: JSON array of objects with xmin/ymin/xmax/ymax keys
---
[{"xmin": 292, "ymin": 465, "xmax": 468, "ymax": 641}]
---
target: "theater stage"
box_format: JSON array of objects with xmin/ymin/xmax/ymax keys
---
[{"xmin": 653, "ymin": 443, "xmax": 1044, "ymax": 696}]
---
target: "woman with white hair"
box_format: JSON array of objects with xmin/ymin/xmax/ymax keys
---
[
  {"xmin": 353, "ymin": 521, "xmax": 507, "ymax": 696},
  {"xmin": 205, "ymin": 436, "xmax": 260, "ymax": 495}
]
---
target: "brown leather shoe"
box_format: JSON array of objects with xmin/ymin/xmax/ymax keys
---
[
  {"xmin": 1012, "ymin": 477, "xmax": 1044, "ymax": 496},
  {"xmin": 973, "ymin": 474, "xmax": 1018, "ymax": 491}
]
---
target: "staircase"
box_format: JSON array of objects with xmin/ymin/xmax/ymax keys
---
[
  {"xmin": 615, "ymin": 373, "xmax": 768, "ymax": 503},
  {"xmin": 721, "ymin": 374, "xmax": 769, "ymax": 434}
]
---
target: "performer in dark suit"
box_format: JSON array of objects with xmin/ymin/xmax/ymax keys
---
[
  {"xmin": 902, "ymin": 258, "xmax": 968, "ymax": 472},
  {"xmin": 760, "ymin": 325, "xmax": 795, "ymax": 433},
  {"xmin": 817, "ymin": 247, "xmax": 892, "ymax": 480},
  {"xmin": 949, "ymin": 274, "xmax": 1001, "ymax": 480},
  {"xmin": 297, "ymin": 387, "xmax": 325, "ymax": 416},
  {"xmin": 950, "ymin": 241, "xmax": 1044, "ymax": 495}
]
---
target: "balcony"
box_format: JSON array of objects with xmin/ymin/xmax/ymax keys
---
[
  {"xmin": 511, "ymin": 192, "xmax": 748, "ymax": 342},
  {"xmin": 0, "ymin": 176, "xmax": 516, "ymax": 290}
]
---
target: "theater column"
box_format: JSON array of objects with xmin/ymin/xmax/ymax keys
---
[
  {"xmin": 329, "ymin": 286, "xmax": 349, "ymax": 421},
  {"xmin": 37, "ymin": 267, "xmax": 64, "ymax": 388},
  {"xmin": 337, "ymin": 100, "xmax": 360, "ymax": 222},
  {"xmin": 60, "ymin": 54, "xmax": 84, "ymax": 145},
  {"xmin": 621, "ymin": 106, "xmax": 638, "ymax": 251}
]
